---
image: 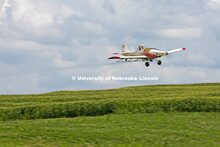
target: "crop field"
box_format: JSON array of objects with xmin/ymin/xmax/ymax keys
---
[
  {"xmin": 0, "ymin": 113, "xmax": 219, "ymax": 146},
  {"xmin": 0, "ymin": 83, "xmax": 219, "ymax": 121},
  {"xmin": 0, "ymin": 83, "xmax": 219, "ymax": 146}
]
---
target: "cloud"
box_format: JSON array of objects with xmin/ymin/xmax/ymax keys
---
[
  {"xmin": 0, "ymin": 0, "xmax": 220, "ymax": 94},
  {"xmin": 160, "ymin": 28, "xmax": 202, "ymax": 39},
  {"xmin": 207, "ymin": 0, "xmax": 220, "ymax": 10},
  {"xmin": 0, "ymin": 0, "xmax": 10, "ymax": 18},
  {"xmin": 4, "ymin": 0, "xmax": 79, "ymax": 44}
]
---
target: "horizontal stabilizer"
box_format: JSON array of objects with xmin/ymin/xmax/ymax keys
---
[{"xmin": 108, "ymin": 56, "xmax": 121, "ymax": 59}]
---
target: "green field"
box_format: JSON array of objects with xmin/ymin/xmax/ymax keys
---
[
  {"xmin": 0, "ymin": 83, "xmax": 220, "ymax": 146},
  {"xmin": 0, "ymin": 113, "xmax": 219, "ymax": 146}
]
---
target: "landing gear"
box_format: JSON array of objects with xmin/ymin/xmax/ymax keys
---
[
  {"xmin": 145, "ymin": 59, "xmax": 161, "ymax": 67},
  {"xmin": 145, "ymin": 62, "xmax": 150, "ymax": 67},
  {"xmin": 154, "ymin": 58, "xmax": 162, "ymax": 65},
  {"xmin": 157, "ymin": 60, "xmax": 162, "ymax": 65}
]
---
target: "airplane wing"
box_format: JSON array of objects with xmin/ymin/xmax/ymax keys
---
[
  {"xmin": 167, "ymin": 48, "xmax": 186, "ymax": 54},
  {"xmin": 108, "ymin": 56, "xmax": 148, "ymax": 60},
  {"xmin": 108, "ymin": 48, "xmax": 186, "ymax": 60}
]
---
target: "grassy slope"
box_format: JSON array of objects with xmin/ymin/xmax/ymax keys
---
[
  {"xmin": 0, "ymin": 113, "xmax": 219, "ymax": 146},
  {"xmin": 1, "ymin": 83, "xmax": 220, "ymax": 107},
  {"xmin": 0, "ymin": 83, "xmax": 220, "ymax": 121}
]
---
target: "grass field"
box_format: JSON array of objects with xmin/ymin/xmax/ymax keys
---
[
  {"xmin": 0, "ymin": 83, "xmax": 219, "ymax": 146},
  {"xmin": 0, "ymin": 113, "xmax": 219, "ymax": 146}
]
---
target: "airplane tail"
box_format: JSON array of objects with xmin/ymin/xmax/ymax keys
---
[{"xmin": 122, "ymin": 44, "xmax": 129, "ymax": 53}]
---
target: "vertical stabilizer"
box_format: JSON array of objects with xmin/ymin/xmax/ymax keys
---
[{"xmin": 122, "ymin": 44, "xmax": 129, "ymax": 52}]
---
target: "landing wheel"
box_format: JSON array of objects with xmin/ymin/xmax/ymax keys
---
[
  {"xmin": 150, "ymin": 59, "xmax": 153, "ymax": 62},
  {"xmin": 145, "ymin": 62, "xmax": 150, "ymax": 67},
  {"xmin": 157, "ymin": 60, "xmax": 162, "ymax": 65}
]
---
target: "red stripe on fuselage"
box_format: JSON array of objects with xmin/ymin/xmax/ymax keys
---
[{"xmin": 142, "ymin": 52, "xmax": 158, "ymax": 59}]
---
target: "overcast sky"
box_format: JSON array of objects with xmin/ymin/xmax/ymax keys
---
[{"xmin": 0, "ymin": 0, "xmax": 220, "ymax": 94}]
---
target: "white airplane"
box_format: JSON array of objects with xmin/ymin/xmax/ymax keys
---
[{"xmin": 108, "ymin": 44, "xmax": 186, "ymax": 67}]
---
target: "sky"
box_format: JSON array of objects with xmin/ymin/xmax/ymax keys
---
[{"xmin": 0, "ymin": 0, "xmax": 220, "ymax": 94}]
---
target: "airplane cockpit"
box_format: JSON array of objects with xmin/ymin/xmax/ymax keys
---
[{"xmin": 138, "ymin": 44, "xmax": 145, "ymax": 51}]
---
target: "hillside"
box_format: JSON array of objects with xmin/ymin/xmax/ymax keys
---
[
  {"xmin": 0, "ymin": 112, "xmax": 219, "ymax": 146},
  {"xmin": 0, "ymin": 83, "xmax": 220, "ymax": 146},
  {"xmin": 0, "ymin": 83, "xmax": 219, "ymax": 120}
]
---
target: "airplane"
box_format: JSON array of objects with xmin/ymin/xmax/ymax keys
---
[{"xmin": 108, "ymin": 44, "xmax": 186, "ymax": 67}]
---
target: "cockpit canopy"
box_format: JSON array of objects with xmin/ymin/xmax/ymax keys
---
[{"xmin": 138, "ymin": 44, "xmax": 145, "ymax": 51}]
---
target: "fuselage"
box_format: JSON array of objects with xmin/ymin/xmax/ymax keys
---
[{"xmin": 122, "ymin": 48, "xmax": 167, "ymax": 59}]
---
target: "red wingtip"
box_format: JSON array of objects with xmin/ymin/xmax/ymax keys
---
[
  {"xmin": 182, "ymin": 48, "xmax": 186, "ymax": 50},
  {"xmin": 113, "ymin": 53, "xmax": 120, "ymax": 55}
]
